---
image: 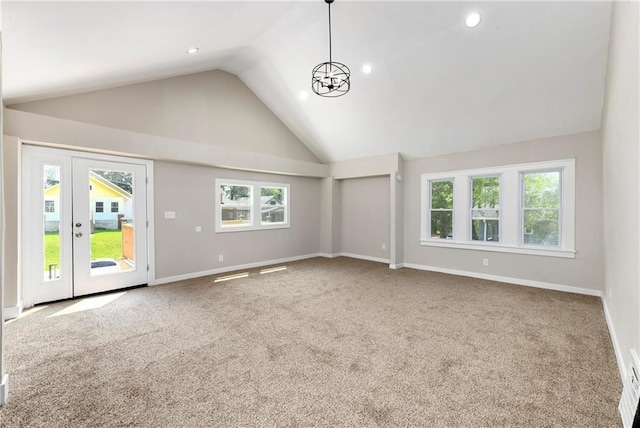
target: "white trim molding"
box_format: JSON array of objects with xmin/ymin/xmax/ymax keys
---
[
  {"xmin": 319, "ymin": 253, "xmax": 341, "ymax": 259},
  {"xmin": 403, "ymin": 262, "xmax": 602, "ymax": 297},
  {"xmin": 602, "ymin": 296, "xmax": 626, "ymax": 382},
  {"xmin": 150, "ymin": 253, "xmax": 320, "ymax": 286},
  {"xmin": 3, "ymin": 303, "xmax": 23, "ymax": 321},
  {"xmin": 0, "ymin": 374, "xmax": 8, "ymax": 406},
  {"xmin": 340, "ymin": 253, "xmax": 390, "ymax": 264},
  {"xmin": 419, "ymin": 240, "xmax": 576, "ymax": 258}
]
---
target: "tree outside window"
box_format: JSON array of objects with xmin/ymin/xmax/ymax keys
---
[
  {"xmin": 471, "ymin": 176, "xmax": 500, "ymax": 242},
  {"xmin": 430, "ymin": 180, "xmax": 453, "ymax": 239},
  {"xmin": 522, "ymin": 171, "xmax": 560, "ymax": 246}
]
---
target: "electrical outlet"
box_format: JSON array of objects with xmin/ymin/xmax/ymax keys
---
[
  {"xmin": 164, "ymin": 211, "xmax": 176, "ymax": 219},
  {"xmin": 195, "ymin": 226, "xmax": 202, "ymax": 232},
  {"xmin": 218, "ymin": 255, "xmax": 224, "ymax": 262},
  {"xmin": 382, "ymin": 243, "xmax": 386, "ymax": 250},
  {"xmin": 482, "ymin": 258, "xmax": 489, "ymax": 266}
]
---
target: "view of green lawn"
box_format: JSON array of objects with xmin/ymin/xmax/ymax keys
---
[{"xmin": 44, "ymin": 229, "xmax": 123, "ymax": 270}]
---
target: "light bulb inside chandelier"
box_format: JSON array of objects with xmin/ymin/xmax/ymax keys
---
[{"xmin": 312, "ymin": 0, "xmax": 350, "ymax": 97}]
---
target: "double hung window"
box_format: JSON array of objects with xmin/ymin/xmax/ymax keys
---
[
  {"xmin": 429, "ymin": 180, "xmax": 454, "ymax": 240},
  {"xmin": 522, "ymin": 171, "xmax": 560, "ymax": 246},
  {"xmin": 216, "ymin": 179, "xmax": 289, "ymax": 232},
  {"xmin": 420, "ymin": 159, "xmax": 575, "ymax": 258},
  {"xmin": 471, "ymin": 176, "xmax": 500, "ymax": 243}
]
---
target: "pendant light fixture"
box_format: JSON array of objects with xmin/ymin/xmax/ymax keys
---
[{"xmin": 312, "ymin": 0, "xmax": 350, "ymax": 97}]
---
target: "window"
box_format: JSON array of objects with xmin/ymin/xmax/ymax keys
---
[
  {"xmin": 471, "ymin": 176, "xmax": 500, "ymax": 242},
  {"xmin": 522, "ymin": 171, "xmax": 560, "ymax": 246},
  {"xmin": 111, "ymin": 202, "xmax": 119, "ymax": 213},
  {"xmin": 45, "ymin": 200, "xmax": 55, "ymax": 213},
  {"xmin": 420, "ymin": 159, "xmax": 575, "ymax": 258},
  {"xmin": 429, "ymin": 179, "xmax": 453, "ymax": 239},
  {"xmin": 216, "ymin": 179, "xmax": 290, "ymax": 232},
  {"xmin": 260, "ymin": 186, "xmax": 287, "ymax": 225},
  {"xmin": 95, "ymin": 201, "xmax": 104, "ymax": 213},
  {"xmin": 219, "ymin": 183, "xmax": 252, "ymax": 228}
]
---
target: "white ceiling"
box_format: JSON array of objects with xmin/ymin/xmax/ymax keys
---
[{"xmin": 2, "ymin": 1, "xmax": 612, "ymax": 163}]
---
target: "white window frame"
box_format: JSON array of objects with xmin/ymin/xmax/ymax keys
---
[
  {"xmin": 215, "ymin": 178, "xmax": 290, "ymax": 233},
  {"xmin": 520, "ymin": 168, "xmax": 562, "ymax": 248},
  {"xmin": 420, "ymin": 159, "xmax": 575, "ymax": 258},
  {"xmin": 469, "ymin": 174, "xmax": 502, "ymax": 243},
  {"xmin": 95, "ymin": 201, "xmax": 104, "ymax": 213},
  {"xmin": 45, "ymin": 200, "xmax": 55, "ymax": 213},
  {"xmin": 259, "ymin": 184, "xmax": 288, "ymax": 227},
  {"xmin": 426, "ymin": 178, "xmax": 455, "ymax": 240}
]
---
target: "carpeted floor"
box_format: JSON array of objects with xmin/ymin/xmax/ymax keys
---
[{"xmin": 0, "ymin": 257, "xmax": 622, "ymax": 427}]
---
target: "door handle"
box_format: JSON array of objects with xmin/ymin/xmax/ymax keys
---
[
  {"xmin": 75, "ymin": 223, "xmax": 82, "ymax": 228},
  {"xmin": 75, "ymin": 232, "xmax": 83, "ymax": 238}
]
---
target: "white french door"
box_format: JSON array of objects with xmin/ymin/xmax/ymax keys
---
[{"xmin": 23, "ymin": 146, "xmax": 151, "ymax": 305}]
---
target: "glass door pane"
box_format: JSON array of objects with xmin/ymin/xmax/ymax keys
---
[
  {"xmin": 43, "ymin": 164, "xmax": 62, "ymax": 281},
  {"xmin": 73, "ymin": 157, "xmax": 148, "ymax": 297},
  {"xmin": 23, "ymin": 146, "xmax": 73, "ymax": 306},
  {"xmin": 88, "ymin": 168, "xmax": 135, "ymax": 276}
]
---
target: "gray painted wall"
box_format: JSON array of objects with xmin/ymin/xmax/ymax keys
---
[
  {"xmin": 0, "ymin": 13, "xmax": 5, "ymax": 398},
  {"xmin": 403, "ymin": 131, "xmax": 603, "ymax": 291},
  {"xmin": 340, "ymin": 176, "xmax": 390, "ymax": 261},
  {"xmin": 602, "ymin": 0, "xmax": 639, "ymax": 376},
  {"xmin": 2, "ymin": 137, "xmax": 20, "ymax": 312},
  {"xmin": 9, "ymin": 70, "xmax": 319, "ymax": 164},
  {"xmin": 320, "ymin": 178, "xmax": 341, "ymax": 256},
  {"xmin": 154, "ymin": 161, "xmax": 321, "ymax": 279}
]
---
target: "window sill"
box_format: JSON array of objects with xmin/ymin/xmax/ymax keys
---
[
  {"xmin": 216, "ymin": 223, "xmax": 290, "ymax": 233},
  {"xmin": 419, "ymin": 239, "xmax": 576, "ymax": 258}
]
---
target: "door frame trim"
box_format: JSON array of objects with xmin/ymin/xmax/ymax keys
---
[{"xmin": 21, "ymin": 144, "xmax": 155, "ymax": 308}]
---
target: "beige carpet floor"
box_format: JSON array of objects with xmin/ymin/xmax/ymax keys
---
[{"xmin": 0, "ymin": 257, "xmax": 622, "ymax": 427}]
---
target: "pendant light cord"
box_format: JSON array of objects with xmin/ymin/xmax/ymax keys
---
[{"xmin": 328, "ymin": 1, "xmax": 332, "ymax": 65}]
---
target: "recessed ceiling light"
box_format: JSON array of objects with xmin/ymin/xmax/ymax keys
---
[
  {"xmin": 186, "ymin": 47, "xmax": 199, "ymax": 55},
  {"xmin": 362, "ymin": 64, "xmax": 372, "ymax": 74},
  {"xmin": 465, "ymin": 12, "xmax": 482, "ymax": 28},
  {"xmin": 299, "ymin": 91, "xmax": 309, "ymax": 100}
]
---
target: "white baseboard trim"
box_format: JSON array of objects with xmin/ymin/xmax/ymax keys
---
[
  {"xmin": 149, "ymin": 253, "xmax": 321, "ymax": 286},
  {"xmin": 389, "ymin": 263, "xmax": 405, "ymax": 270},
  {"xmin": 0, "ymin": 374, "xmax": 8, "ymax": 406},
  {"xmin": 319, "ymin": 253, "xmax": 341, "ymax": 259},
  {"xmin": 340, "ymin": 253, "xmax": 390, "ymax": 264},
  {"xmin": 3, "ymin": 303, "xmax": 23, "ymax": 321},
  {"xmin": 403, "ymin": 263, "xmax": 603, "ymax": 297},
  {"xmin": 602, "ymin": 297, "xmax": 626, "ymax": 382}
]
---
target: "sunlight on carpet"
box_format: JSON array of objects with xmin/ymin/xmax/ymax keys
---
[
  {"xmin": 213, "ymin": 272, "xmax": 249, "ymax": 283},
  {"xmin": 260, "ymin": 266, "xmax": 287, "ymax": 274},
  {"xmin": 5, "ymin": 306, "xmax": 48, "ymax": 325},
  {"xmin": 47, "ymin": 292, "xmax": 127, "ymax": 318}
]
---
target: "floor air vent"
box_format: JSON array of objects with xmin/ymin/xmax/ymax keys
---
[{"xmin": 619, "ymin": 350, "xmax": 640, "ymax": 428}]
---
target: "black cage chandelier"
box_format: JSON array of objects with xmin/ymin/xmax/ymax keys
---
[{"xmin": 312, "ymin": 0, "xmax": 350, "ymax": 97}]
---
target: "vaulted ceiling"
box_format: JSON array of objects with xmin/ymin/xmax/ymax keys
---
[{"xmin": 2, "ymin": 1, "xmax": 612, "ymax": 163}]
